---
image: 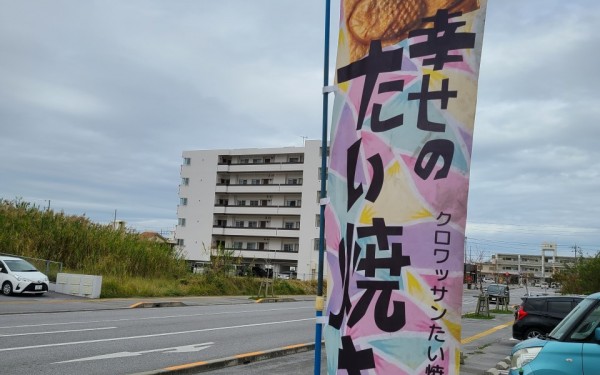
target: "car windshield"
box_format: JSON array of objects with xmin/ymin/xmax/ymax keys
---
[
  {"xmin": 487, "ymin": 285, "xmax": 501, "ymax": 293},
  {"xmin": 548, "ymin": 298, "xmax": 596, "ymax": 340},
  {"xmin": 3, "ymin": 259, "xmax": 38, "ymax": 272}
]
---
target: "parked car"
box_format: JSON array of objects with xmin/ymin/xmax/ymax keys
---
[
  {"xmin": 485, "ymin": 283, "xmax": 510, "ymax": 304},
  {"xmin": 0, "ymin": 256, "xmax": 49, "ymax": 295},
  {"xmin": 482, "ymin": 277, "xmax": 495, "ymax": 283},
  {"xmin": 509, "ymin": 292, "xmax": 600, "ymax": 375},
  {"xmin": 512, "ymin": 295, "xmax": 584, "ymax": 340}
]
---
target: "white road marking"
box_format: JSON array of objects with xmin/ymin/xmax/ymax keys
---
[
  {"xmin": 0, "ymin": 327, "xmax": 116, "ymax": 337},
  {"xmin": 54, "ymin": 342, "xmax": 214, "ymax": 363},
  {"xmin": 0, "ymin": 306, "xmax": 312, "ymax": 329},
  {"xmin": 0, "ymin": 317, "xmax": 313, "ymax": 352}
]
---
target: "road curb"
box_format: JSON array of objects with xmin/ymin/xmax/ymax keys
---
[
  {"xmin": 129, "ymin": 301, "xmax": 187, "ymax": 308},
  {"xmin": 484, "ymin": 356, "xmax": 511, "ymax": 375},
  {"xmin": 131, "ymin": 342, "xmax": 318, "ymax": 375},
  {"xmin": 255, "ymin": 297, "xmax": 297, "ymax": 303}
]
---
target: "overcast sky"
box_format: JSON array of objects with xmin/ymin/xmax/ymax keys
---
[{"xmin": 1, "ymin": 1, "xmax": 598, "ymax": 259}]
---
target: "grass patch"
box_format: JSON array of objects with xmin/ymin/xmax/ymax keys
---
[
  {"xmin": 100, "ymin": 274, "xmax": 320, "ymax": 298},
  {"xmin": 490, "ymin": 308, "xmax": 514, "ymax": 314},
  {"xmin": 462, "ymin": 312, "xmax": 495, "ymax": 319}
]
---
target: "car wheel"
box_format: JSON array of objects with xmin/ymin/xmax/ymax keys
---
[
  {"xmin": 525, "ymin": 328, "xmax": 544, "ymax": 339},
  {"xmin": 2, "ymin": 282, "xmax": 13, "ymax": 296}
]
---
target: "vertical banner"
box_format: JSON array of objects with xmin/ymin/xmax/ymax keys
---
[{"xmin": 324, "ymin": 1, "xmax": 487, "ymax": 374}]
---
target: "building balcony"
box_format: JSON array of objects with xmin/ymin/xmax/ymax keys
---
[
  {"xmin": 226, "ymin": 249, "xmax": 299, "ymax": 262},
  {"xmin": 213, "ymin": 205, "xmax": 301, "ymax": 215},
  {"xmin": 216, "ymin": 162, "xmax": 304, "ymax": 173},
  {"xmin": 212, "ymin": 226, "xmax": 301, "ymax": 238},
  {"xmin": 223, "ymin": 247, "xmax": 299, "ymax": 254},
  {"xmin": 215, "ymin": 183, "xmax": 303, "ymax": 194}
]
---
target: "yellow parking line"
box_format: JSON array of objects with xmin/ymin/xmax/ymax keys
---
[{"xmin": 461, "ymin": 321, "xmax": 514, "ymax": 344}]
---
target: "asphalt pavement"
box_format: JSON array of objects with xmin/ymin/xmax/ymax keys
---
[{"xmin": 0, "ymin": 286, "xmax": 517, "ymax": 374}]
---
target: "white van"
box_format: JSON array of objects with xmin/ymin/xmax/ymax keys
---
[{"xmin": 0, "ymin": 256, "xmax": 49, "ymax": 295}]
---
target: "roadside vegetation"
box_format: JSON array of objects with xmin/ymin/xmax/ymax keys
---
[
  {"xmin": 462, "ymin": 307, "xmax": 513, "ymax": 319},
  {"xmin": 0, "ymin": 199, "xmax": 319, "ymax": 298},
  {"xmin": 554, "ymin": 254, "xmax": 600, "ymax": 295}
]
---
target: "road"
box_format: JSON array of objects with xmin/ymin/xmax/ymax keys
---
[
  {"xmin": 0, "ymin": 301, "xmax": 315, "ymax": 375},
  {"xmin": 0, "ymin": 285, "xmax": 548, "ymax": 374}
]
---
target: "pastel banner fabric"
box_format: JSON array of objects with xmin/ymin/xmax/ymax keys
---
[{"xmin": 324, "ymin": 1, "xmax": 488, "ymax": 374}]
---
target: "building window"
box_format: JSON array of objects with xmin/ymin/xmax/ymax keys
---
[
  {"xmin": 178, "ymin": 218, "xmax": 186, "ymax": 226},
  {"xmin": 246, "ymin": 242, "xmax": 256, "ymax": 250},
  {"xmin": 233, "ymin": 242, "xmax": 242, "ymax": 249},
  {"xmin": 181, "ymin": 177, "xmax": 189, "ymax": 186},
  {"xmin": 283, "ymin": 243, "xmax": 299, "ymax": 252},
  {"xmin": 179, "ymin": 198, "xmax": 188, "ymax": 206},
  {"xmin": 289, "ymin": 157, "xmax": 299, "ymax": 163},
  {"xmin": 235, "ymin": 221, "xmax": 244, "ymax": 228},
  {"xmin": 240, "ymin": 158, "xmax": 249, "ymax": 164},
  {"xmin": 183, "ymin": 157, "xmax": 191, "ymax": 165},
  {"xmin": 315, "ymin": 215, "xmax": 320, "ymax": 227},
  {"xmin": 236, "ymin": 200, "xmax": 246, "ymax": 206},
  {"xmin": 251, "ymin": 179, "xmax": 260, "ymax": 185},
  {"xmin": 248, "ymin": 221, "xmax": 258, "ymax": 228},
  {"xmin": 239, "ymin": 179, "xmax": 248, "ymax": 185},
  {"xmin": 285, "ymin": 200, "xmax": 300, "ymax": 207},
  {"xmin": 250, "ymin": 200, "xmax": 259, "ymax": 206},
  {"xmin": 176, "ymin": 239, "xmax": 184, "ymax": 246},
  {"xmin": 252, "ymin": 158, "xmax": 262, "ymax": 163},
  {"xmin": 284, "ymin": 222, "xmax": 294, "ymax": 229},
  {"xmin": 318, "ymin": 167, "xmax": 328, "ymax": 180}
]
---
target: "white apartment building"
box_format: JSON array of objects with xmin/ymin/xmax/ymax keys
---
[{"xmin": 175, "ymin": 140, "xmax": 326, "ymax": 280}]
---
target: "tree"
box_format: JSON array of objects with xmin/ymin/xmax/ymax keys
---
[{"xmin": 554, "ymin": 252, "xmax": 600, "ymax": 295}]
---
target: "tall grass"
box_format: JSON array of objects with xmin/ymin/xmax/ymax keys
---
[
  {"xmin": 0, "ymin": 199, "xmax": 321, "ymax": 298},
  {"xmin": 0, "ymin": 199, "xmax": 187, "ymax": 279}
]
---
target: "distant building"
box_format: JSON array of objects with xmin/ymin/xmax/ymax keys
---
[
  {"xmin": 140, "ymin": 231, "xmax": 176, "ymax": 250},
  {"xmin": 479, "ymin": 243, "xmax": 576, "ymax": 284},
  {"xmin": 140, "ymin": 231, "xmax": 168, "ymax": 243},
  {"xmin": 175, "ymin": 140, "xmax": 325, "ymax": 280}
]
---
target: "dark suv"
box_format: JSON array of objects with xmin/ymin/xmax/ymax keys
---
[{"xmin": 512, "ymin": 295, "xmax": 584, "ymax": 340}]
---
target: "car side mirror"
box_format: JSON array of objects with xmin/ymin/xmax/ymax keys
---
[{"xmin": 595, "ymin": 327, "xmax": 600, "ymax": 343}]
